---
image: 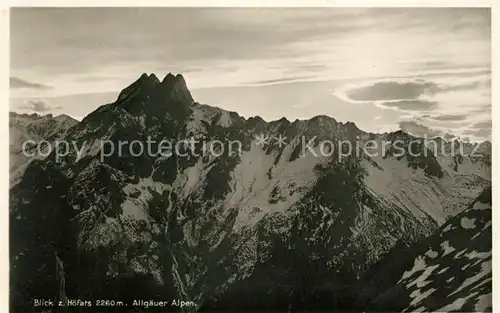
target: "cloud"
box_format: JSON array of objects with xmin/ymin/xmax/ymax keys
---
[
  {"xmin": 20, "ymin": 99, "xmax": 60, "ymax": 113},
  {"xmin": 399, "ymin": 120, "xmax": 443, "ymax": 138},
  {"xmin": 346, "ymin": 80, "xmax": 441, "ymax": 101},
  {"xmin": 10, "ymin": 8, "xmax": 491, "ymax": 91},
  {"xmin": 464, "ymin": 128, "xmax": 491, "ymax": 139},
  {"xmin": 472, "ymin": 120, "xmax": 492, "ymax": 129},
  {"xmin": 398, "ymin": 120, "xmax": 458, "ymax": 140},
  {"xmin": 443, "ymin": 133, "xmax": 456, "ymax": 140},
  {"xmin": 254, "ymin": 75, "xmax": 316, "ymax": 85},
  {"xmin": 398, "ymin": 118, "xmax": 490, "ymax": 142},
  {"xmin": 10, "ymin": 77, "xmax": 52, "ymax": 90},
  {"xmin": 381, "ymin": 99, "xmax": 438, "ymax": 111},
  {"xmin": 428, "ymin": 114, "xmax": 468, "ymax": 121},
  {"xmin": 446, "ymin": 77, "xmax": 490, "ymax": 92},
  {"xmin": 466, "ymin": 120, "xmax": 492, "ymax": 140}
]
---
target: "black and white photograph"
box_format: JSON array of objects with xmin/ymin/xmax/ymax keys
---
[{"xmin": 7, "ymin": 6, "xmax": 493, "ymax": 312}]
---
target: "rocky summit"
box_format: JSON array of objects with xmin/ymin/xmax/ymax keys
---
[{"xmin": 9, "ymin": 73, "xmax": 491, "ymax": 312}]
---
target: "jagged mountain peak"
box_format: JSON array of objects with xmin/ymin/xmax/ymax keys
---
[
  {"xmin": 309, "ymin": 114, "xmax": 338, "ymax": 124},
  {"xmin": 247, "ymin": 115, "xmax": 265, "ymax": 123},
  {"xmin": 160, "ymin": 72, "xmax": 185, "ymax": 84},
  {"xmin": 268, "ymin": 116, "xmax": 291, "ymax": 127},
  {"xmin": 386, "ymin": 129, "xmax": 414, "ymax": 142},
  {"xmin": 52, "ymin": 113, "xmax": 78, "ymax": 123},
  {"xmin": 10, "ymin": 111, "xmax": 54, "ymax": 120},
  {"xmin": 117, "ymin": 72, "xmax": 159, "ymax": 101},
  {"xmin": 137, "ymin": 72, "xmax": 160, "ymax": 85},
  {"xmin": 159, "ymin": 72, "xmax": 193, "ymax": 104},
  {"xmin": 161, "ymin": 72, "xmax": 176, "ymax": 85},
  {"xmin": 9, "ymin": 111, "xmax": 78, "ymax": 126},
  {"xmin": 343, "ymin": 120, "xmax": 361, "ymax": 132},
  {"xmin": 113, "ymin": 72, "xmax": 194, "ymax": 117},
  {"xmin": 148, "ymin": 73, "xmax": 160, "ymax": 83}
]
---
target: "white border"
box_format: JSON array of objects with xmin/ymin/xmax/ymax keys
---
[{"xmin": 1, "ymin": 2, "xmax": 497, "ymax": 313}]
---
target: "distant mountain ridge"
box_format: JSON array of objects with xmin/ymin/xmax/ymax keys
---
[
  {"xmin": 9, "ymin": 111, "xmax": 78, "ymax": 186},
  {"xmin": 9, "ymin": 72, "xmax": 491, "ymax": 312}
]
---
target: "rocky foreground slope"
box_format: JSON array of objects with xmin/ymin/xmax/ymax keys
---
[
  {"xmin": 356, "ymin": 187, "xmax": 492, "ymax": 312},
  {"xmin": 9, "ymin": 73, "xmax": 491, "ymax": 312}
]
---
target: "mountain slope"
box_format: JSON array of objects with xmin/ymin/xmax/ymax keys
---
[
  {"xmin": 9, "ymin": 73, "xmax": 491, "ymax": 312},
  {"xmin": 356, "ymin": 187, "xmax": 492, "ymax": 312}
]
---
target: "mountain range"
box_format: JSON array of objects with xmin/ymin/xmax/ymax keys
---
[
  {"xmin": 9, "ymin": 112, "xmax": 78, "ymax": 186},
  {"xmin": 9, "ymin": 73, "xmax": 492, "ymax": 312}
]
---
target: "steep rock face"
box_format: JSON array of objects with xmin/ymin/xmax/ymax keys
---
[
  {"xmin": 356, "ymin": 187, "xmax": 492, "ymax": 312},
  {"xmin": 9, "ymin": 73, "xmax": 491, "ymax": 312},
  {"xmin": 9, "ymin": 112, "xmax": 78, "ymax": 186},
  {"xmin": 10, "ymin": 161, "xmax": 75, "ymax": 310},
  {"xmin": 201, "ymin": 156, "xmax": 435, "ymax": 311}
]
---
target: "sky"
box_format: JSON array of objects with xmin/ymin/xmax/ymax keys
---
[{"xmin": 9, "ymin": 8, "xmax": 491, "ymax": 141}]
